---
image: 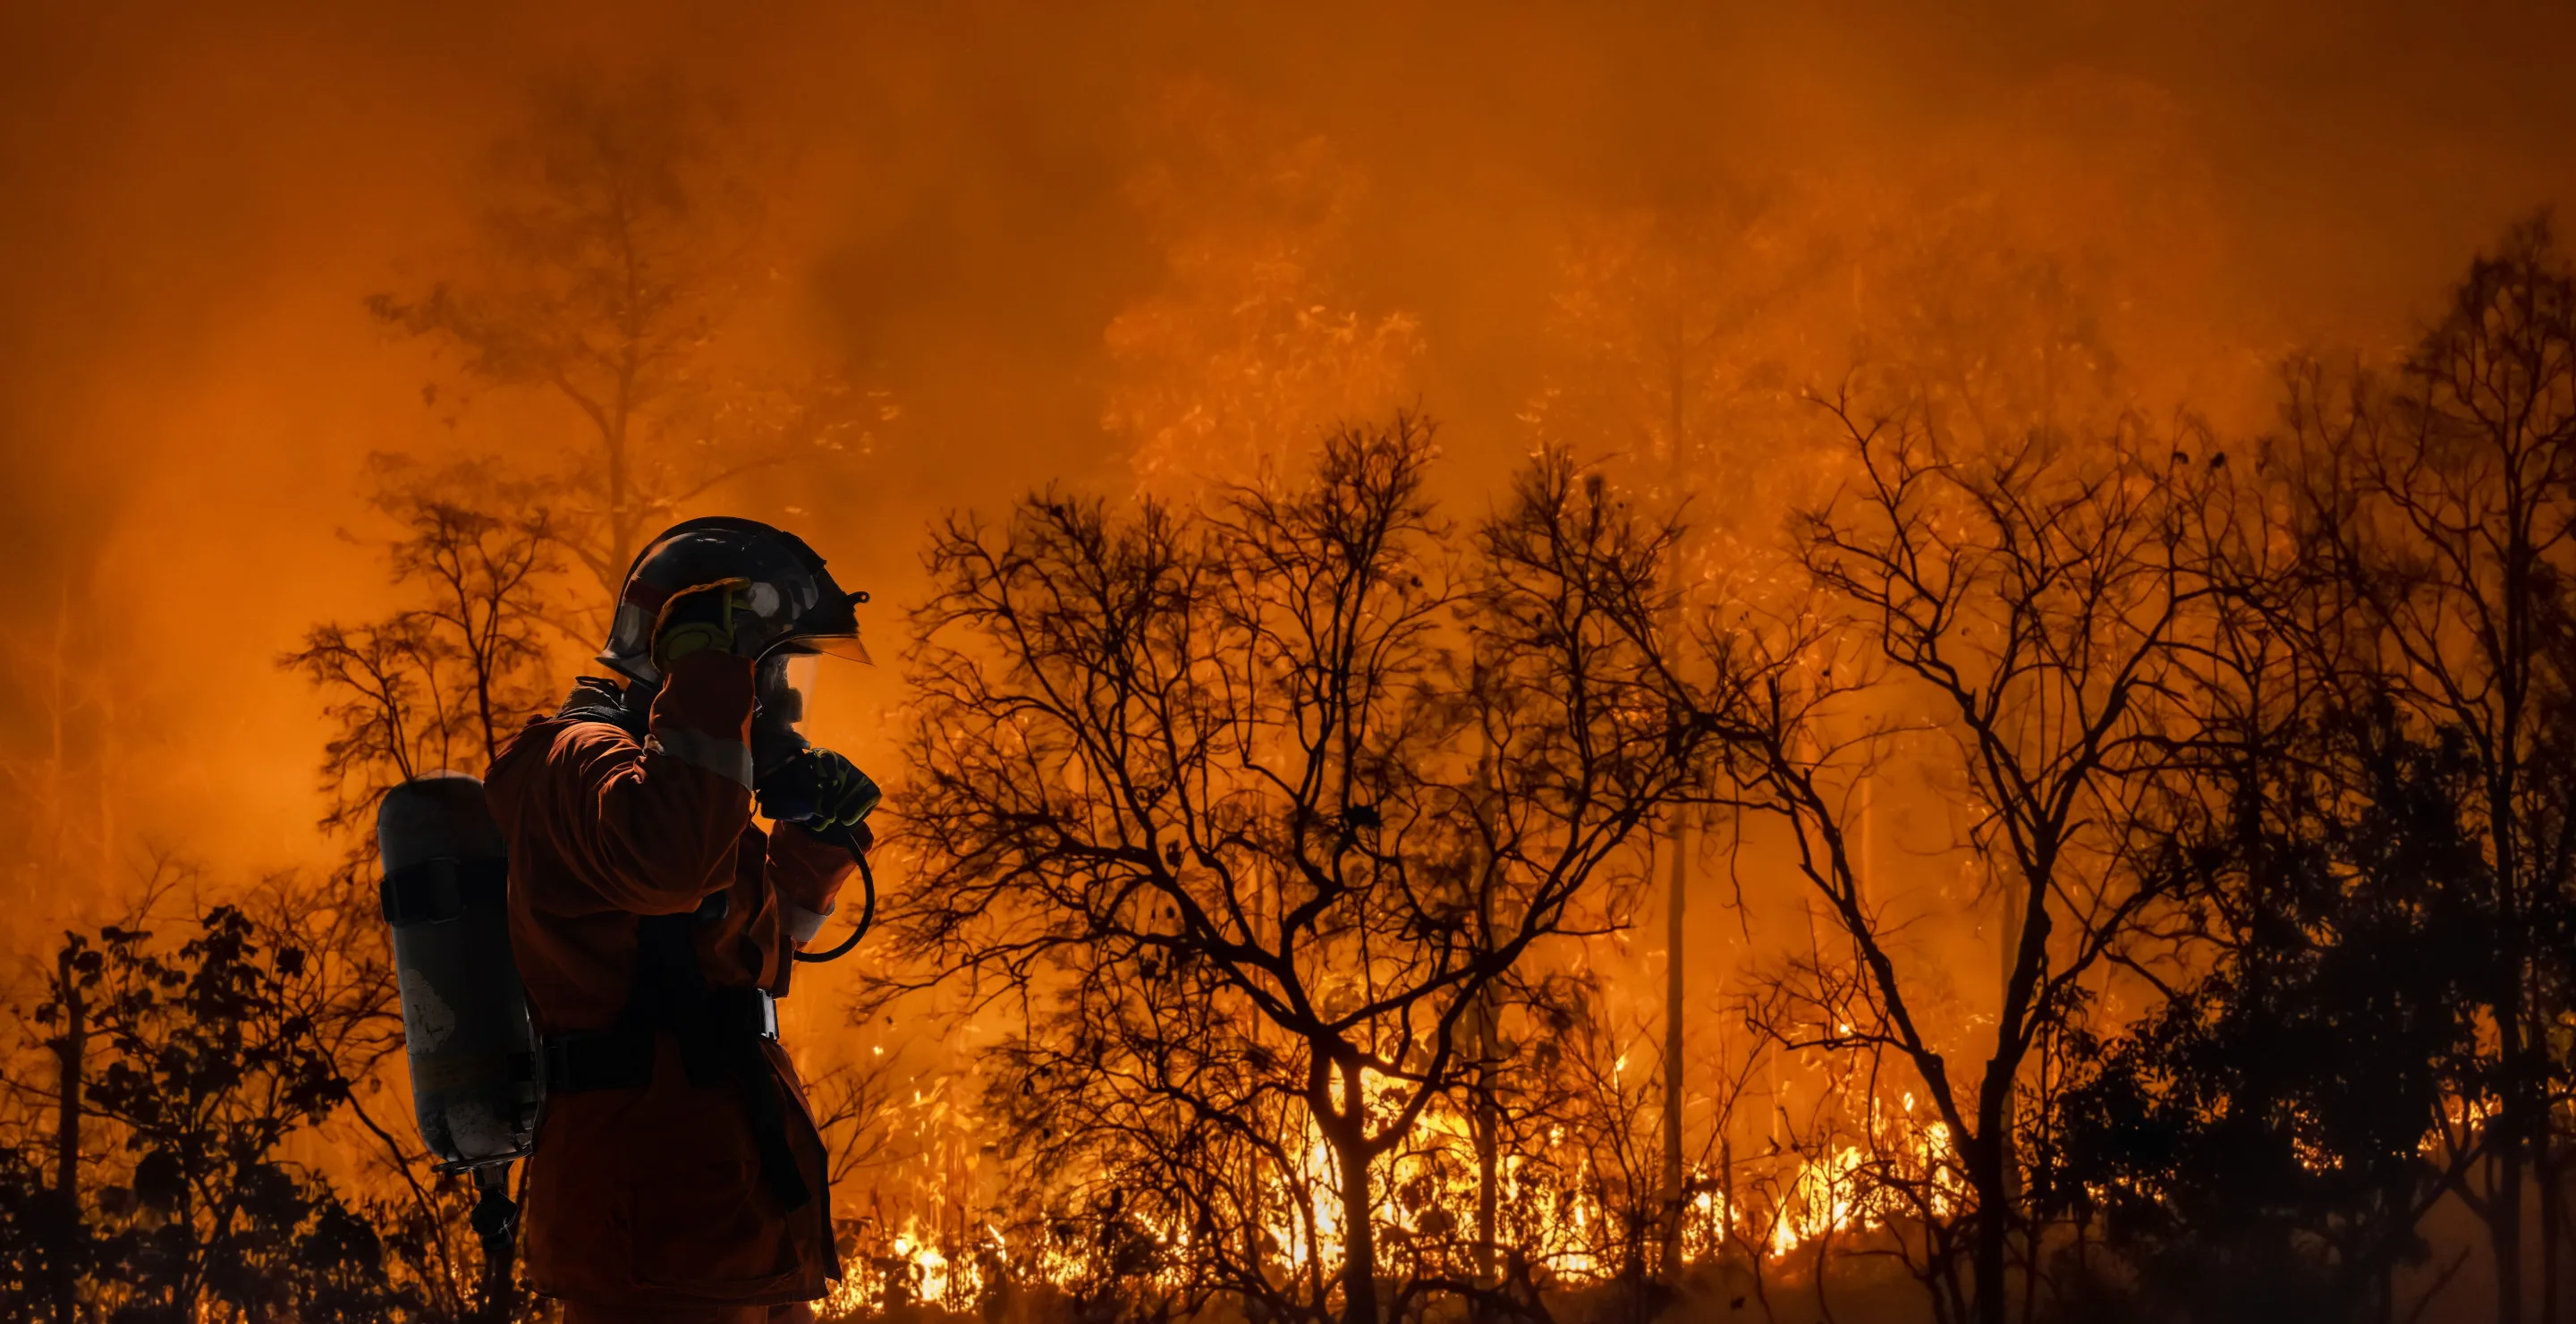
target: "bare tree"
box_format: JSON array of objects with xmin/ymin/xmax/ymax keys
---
[
  {"xmin": 1707, "ymin": 391, "xmax": 2216, "ymax": 1324},
  {"xmin": 283, "ymin": 464, "xmax": 559, "ymax": 849},
  {"xmin": 887, "ymin": 419, "xmax": 1709, "ymax": 1324},
  {"xmin": 369, "ymin": 75, "xmax": 870, "ymax": 591}
]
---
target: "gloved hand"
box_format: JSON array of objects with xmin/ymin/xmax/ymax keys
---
[
  {"xmin": 756, "ymin": 745, "xmax": 881, "ymax": 836},
  {"xmin": 653, "ymin": 578, "xmax": 757, "ymax": 670}
]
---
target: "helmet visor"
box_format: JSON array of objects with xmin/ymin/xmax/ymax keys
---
[{"xmin": 768, "ymin": 630, "xmax": 874, "ymax": 667}]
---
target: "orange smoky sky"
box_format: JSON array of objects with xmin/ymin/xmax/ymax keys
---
[{"xmin": 0, "ymin": 0, "xmax": 2571, "ymax": 906}]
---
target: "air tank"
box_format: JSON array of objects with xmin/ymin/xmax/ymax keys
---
[{"xmin": 377, "ymin": 772, "xmax": 539, "ymax": 1169}]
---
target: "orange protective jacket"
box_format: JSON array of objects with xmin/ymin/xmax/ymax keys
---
[{"xmin": 487, "ymin": 651, "xmax": 854, "ymax": 1311}]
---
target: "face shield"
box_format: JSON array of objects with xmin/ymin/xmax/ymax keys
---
[
  {"xmin": 755, "ymin": 652, "xmax": 821, "ymax": 731},
  {"xmin": 751, "ymin": 652, "xmax": 823, "ymax": 778},
  {"xmin": 750, "ymin": 638, "xmax": 867, "ymax": 779}
]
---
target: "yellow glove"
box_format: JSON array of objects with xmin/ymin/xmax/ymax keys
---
[{"xmin": 651, "ymin": 578, "xmax": 756, "ymax": 671}]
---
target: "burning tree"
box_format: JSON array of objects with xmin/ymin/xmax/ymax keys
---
[
  {"xmin": 368, "ymin": 74, "xmax": 877, "ymax": 593},
  {"xmin": 886, "ymin": 418, "xmax": 1713, "ymax": 1324},
  {"xmin": 1525, "ymin": 191, "xmax": 1820, "ymax": 1286},
  {"xmin": 1707, "ymin": 394, "xmax": 2219, "ymax": 1324}
]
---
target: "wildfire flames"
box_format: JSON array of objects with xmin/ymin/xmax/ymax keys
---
[
  {"xmin": 824, "ymin": 1050, "xmax": 1972, "ymax": 1316},
  {"xmin": 4, "ymin": 5, "xmax": 2575, "ymax": 1324}
]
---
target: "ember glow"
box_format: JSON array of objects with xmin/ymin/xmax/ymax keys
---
[
  {"xmin": 4, "ymin": 4, "xmax": 2575, "ymax": 1324},
  {"xmin": 829, "ymin": 1060, "xmax": 1970, "ymax": 1313}
]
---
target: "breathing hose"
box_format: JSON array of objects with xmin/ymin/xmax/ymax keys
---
[{"xmin": 792, "ymin": 846, "xmax": 875, "ymax": 964}]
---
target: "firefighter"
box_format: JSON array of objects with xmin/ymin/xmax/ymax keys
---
[{"xmin": 486, "ymin": 517, "xmax": 880, "ymax": 1324}]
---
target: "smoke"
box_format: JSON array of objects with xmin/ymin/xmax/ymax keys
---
[{"xmin": 0, "ymin": 0, "xmax": 2570, "ymax": 899}]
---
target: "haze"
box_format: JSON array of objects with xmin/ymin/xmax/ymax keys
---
[{"xmin": 0, "ymin": 0, "xmax": 2569, "ymax": 901}]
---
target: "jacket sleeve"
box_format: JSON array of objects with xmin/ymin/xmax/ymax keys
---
[
  {"xmin": 534, "ymin": 652, "xmax": 760, "ymax": 916},
  {"xmin": 767, "ymin": 820, "xmax": 859, "ymax": 947}
]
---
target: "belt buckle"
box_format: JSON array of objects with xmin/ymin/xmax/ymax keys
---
[{"xmin": 753, "ymin": 989, "xmax": 778, "ymax": 1040}]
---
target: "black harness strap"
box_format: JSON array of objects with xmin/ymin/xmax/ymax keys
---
[
  {"xmin": 381, "ymin": 858, "xmax": 510, "ymax": 927},
  {"xmin": 542, "ymin": 908, "xmax": 810, "ymax": 1212}
]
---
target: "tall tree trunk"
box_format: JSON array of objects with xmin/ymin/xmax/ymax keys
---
[
  {"xmin": 1971, "ymin": 1087, "xmax": 2011, "ymax": 1324},
  {"xmin": 2540, "ymin": 1142, "xmax": 2562, "ymax": 1324},
  {"xmin": 2499, "ymin": 916, "xmax": 2530, "ymax": 1324},
  {"xmin": 1657, "ymin": 314, "xmax": 1694, "ymax": 1288},
  {"xmin": 2527, "ymin": 949, "xmax": 2562, "ymax": 1324},
  {"xmin": 1980, "ymin": 865, "xmax": 2024, "ymax": 1324},
  {"xmin": 1473, "ymin": 743, "xmax": 1501, "ymax": 1289},
  {"xmin": 1718, "ymin": 1133, "xmax": 1734, "ymax": 1261},
  {"xmin": 1661, "ymin": 809, "xmax": 1687, "ymax": 1284},
  {"xmin": 2501, "ymin": 1141, "xmax": 2529, "ymax": 1324},
  {"xmin": 1474, "ymin": 980, "xmax": 1500, "ymax": 1288},
  {"xmin": 51, "ymin": 946, "xmax": 83, "ymax": 1324},
  {"xmin": 1338, "ymin": 1126, "xmax": 1378, "ymax": 1324}
]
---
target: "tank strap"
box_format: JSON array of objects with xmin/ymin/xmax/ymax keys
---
[{"xmin": 380, "ymin": 858, "xmax": 509, "ymax": 928}]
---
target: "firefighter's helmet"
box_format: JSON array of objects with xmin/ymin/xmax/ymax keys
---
[{"xmin": 597, "ymin": 517, "xmax": 870, "ymax": 685}]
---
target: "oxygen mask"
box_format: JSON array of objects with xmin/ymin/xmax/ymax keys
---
[{"xmin": 750, "ymin": 652, "xmax": 826, "ymax": 779}]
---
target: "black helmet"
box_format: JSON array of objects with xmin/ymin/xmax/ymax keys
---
[{"xmin": 597, "ymin": 516, "xmax": 870, "ymax": 685}]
